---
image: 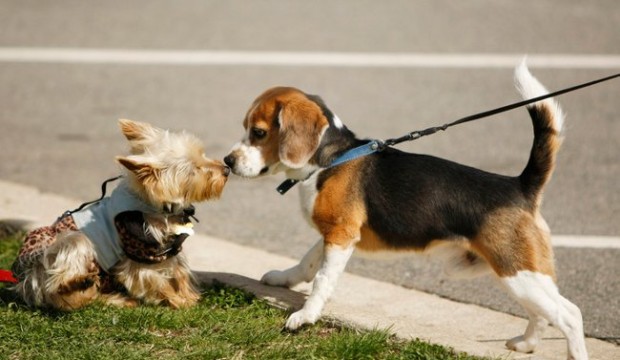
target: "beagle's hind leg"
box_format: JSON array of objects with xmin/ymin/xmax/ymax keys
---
[
  {"xmin": 498, "ymin": 271, "xmax": 587, "ymax": 359},
  {"xmin": 505, "ymin": 310, "xmax": 548, "ymax": 353},
  {"xmin": 475, "ymin": 210, "xmax": 587, "ymax": 359}
]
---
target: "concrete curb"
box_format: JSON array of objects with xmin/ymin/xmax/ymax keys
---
[{"xmin": 1, "ymin": 180, "xmax": 618, "ymax": 359}]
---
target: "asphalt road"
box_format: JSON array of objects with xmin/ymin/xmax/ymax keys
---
[{"xmin": 1, "ymin": 0, "xmax": 618, "ymax": 346}]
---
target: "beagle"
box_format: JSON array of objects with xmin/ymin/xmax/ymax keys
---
[{"xmin": 224, "ymin": 63, "xmax": 587, "ymax": 359}]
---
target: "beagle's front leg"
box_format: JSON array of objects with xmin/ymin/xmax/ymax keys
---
[
  {"xmin": 284, "ymin": 243, "xmax": 355, "ymax": 330},
  {"xmin": 261, "ymin": 239, "xmax": 324, "ymax": 287}
]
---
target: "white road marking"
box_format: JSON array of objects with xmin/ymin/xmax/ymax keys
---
[
  {"xmin": 0, "ymin": 47, "xmax": 619, "ymax": 69},
  {"xmin": 552, "ymin": 235, "xmax": 620, "ymax": 249},
  {"xmin": 1, "ymin": 51, "xmax": 618, "ymax": 246}
]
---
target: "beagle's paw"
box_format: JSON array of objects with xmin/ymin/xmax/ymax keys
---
[
  {"xmin": 506, "ymin": 335, "xmax": 537, "ymax": 353},
  {"xmin": 260, "ymin": 270, "xmax": 291, "ymax": 287},
  {"xmin": 285, "ymin": 309, "xmax": 320, "ymax": 330}
]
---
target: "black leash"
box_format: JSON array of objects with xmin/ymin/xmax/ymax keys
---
[
  {"xmin": 381, "ymin": 72, "xmax": 620, "ymax": 149},
  {"xmin": 277, "ymin": 71, "xmax": 620, "ymax": 194},
  {"xmin": 60, "ymin": 175, "xmax": 123, "ymax": 219}
]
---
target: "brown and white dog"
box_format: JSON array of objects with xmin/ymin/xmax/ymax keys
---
[{"xmin": 224, "ymin": 63, "xmax": 587, "ymax": 359}]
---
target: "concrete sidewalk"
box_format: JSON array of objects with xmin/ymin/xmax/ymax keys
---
[{"xmin": 0, "ymin": 179, "xmax": 618, "ymax": 359}]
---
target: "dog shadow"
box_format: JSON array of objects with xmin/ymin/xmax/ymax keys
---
[{"xmin": 194, "ymin": 271, "xmax": 307, "ymax": 312}]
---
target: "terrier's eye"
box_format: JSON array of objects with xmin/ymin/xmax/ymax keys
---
[{"xmin": 251, "ymin": 128, "xmax": 267, "ymax": 140}]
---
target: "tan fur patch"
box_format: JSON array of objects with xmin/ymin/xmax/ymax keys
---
[
  {"xmin": 358, "ymin": 226, "xmax": 393, "ymax": 252},
  {"xmin": 357, "ymin": 228, "xmax": 464, "ymax": 254},
  {"xmin": 112, "ymin": 256, "xmax": 199, "ymax": 309},
  {"xmin": 472, "ymin": 208, "xmax": 555, "ymax": 279},
  {"xmin": 278, "ymin": 95, "xmax": 328, "ymax": 167},
  {"xmin": 312, "ymin": 160, "xmax": 366, "ymax": 247},
  {"xmin": 118, "ymin": 118, "xmax": 163, "ymax": 154}
]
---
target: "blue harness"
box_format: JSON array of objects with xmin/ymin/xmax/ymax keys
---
[{"xmin": 276, "ymin": 140, "xmax": 383, "ymax": 195}]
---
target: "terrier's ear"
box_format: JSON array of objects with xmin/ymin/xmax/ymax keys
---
[
  {"xmin": 116, "ymin": 156, "xmax": 159, "ymax": 181},
  {"xmin": 118, "ymin": 119, "xmax": 163, "ymax": 154},
  {"xmin": 278, "ymin": 99, "xmax": 328, "ymax": 169}
]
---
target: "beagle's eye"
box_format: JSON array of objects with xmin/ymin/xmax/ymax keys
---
[{"xmin": 251, "ymin": 127, "xmax": 267, "ymax": 140}]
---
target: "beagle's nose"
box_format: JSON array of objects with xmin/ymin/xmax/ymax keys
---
[{"xmin": 224, "ymin": 155, "xmax": 235, "ymax": 168}]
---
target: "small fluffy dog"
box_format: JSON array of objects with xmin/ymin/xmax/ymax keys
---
[
  {"xmin": 12, "ymin": 119, "xmax": 229, "ymax": 310},
  {"xmin": 224, "ymin": 64, "xmax": 587, "ymax": 359}
]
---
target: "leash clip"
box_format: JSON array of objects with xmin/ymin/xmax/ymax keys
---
[
  {"xmin": 371, "ymin": 139, "xmax": 386, "ymax": 152},
  {"xmin": 183, "ymin": 205, "xmax": 199, "ymax": 223}
]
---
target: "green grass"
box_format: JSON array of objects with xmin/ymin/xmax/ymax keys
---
[{"xmin": 0, "ymin": 234, "xmax": 486, "ymax": 360}]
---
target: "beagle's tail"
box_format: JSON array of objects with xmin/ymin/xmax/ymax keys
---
[{"xmin": 515, "ymin": 61, "xmax": 565, "ymax": 203}]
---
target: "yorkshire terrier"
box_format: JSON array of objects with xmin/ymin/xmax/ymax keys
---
[{"xmin": 11, "ymin": 119, "xmax": 229, "ymax": 310}]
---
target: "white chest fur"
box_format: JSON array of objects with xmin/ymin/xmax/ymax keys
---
[{"xmin": 297, "ymin": 171, "xmax": 321, "ymax": 228}]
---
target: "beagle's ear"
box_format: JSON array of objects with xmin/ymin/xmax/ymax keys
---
[
  {"xmin": 118, "ymin": 119, "xmax": 164, "ymax": 154},
  {"xmin": 278, "ymin": 99, "xmax": 329, "ymax": 169}
]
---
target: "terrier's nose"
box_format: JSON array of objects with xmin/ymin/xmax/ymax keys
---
[{"xmin": 224, "ymin": 155, "xmax": 235, "ymax": 168}]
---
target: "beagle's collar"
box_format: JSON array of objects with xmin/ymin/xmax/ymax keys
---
[{"xmin": 276, "ymin": 140, "xmax": 383, "ymax": 195}]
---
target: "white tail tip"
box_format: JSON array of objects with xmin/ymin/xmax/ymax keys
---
[{"xmin": 514, "ymin": 58, "xmax": 564, "ymax": 131}]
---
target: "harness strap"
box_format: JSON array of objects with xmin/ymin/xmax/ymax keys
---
[
  {"xmin": 277, "ymin": 140, "xmax": 383, "ymax": 194},
  {"xmin": 330, "ymin": 140, "xmax": 383, "ymax": 167},
  {"xmin": 61, "ymin": 175, "xmax": 123, "ymax": 219}
]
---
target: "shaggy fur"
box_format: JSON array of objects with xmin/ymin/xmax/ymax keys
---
[{"xmin": 11, "ymin": 119, "xmax": 229, "ymax": 310}]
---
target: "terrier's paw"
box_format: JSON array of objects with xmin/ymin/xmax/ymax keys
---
[
  {"xmin": 261, "ymin": 270, "xmax": 290, "ymax": 287},
  {"xmin": 57, "ymin": 273, "xmax": 99, "ymax": 294},
  {"xmin": 285, "ymin": 309, "xmax": 319, "ymax": 330},
  {"xmin": 506, "ymin": 335, "xmax": 537, "ymax": 353}
]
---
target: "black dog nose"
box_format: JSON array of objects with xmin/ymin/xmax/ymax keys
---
[{"xmin": 224, "ymin": 155, "xmax": 235, "ymax": 168}]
